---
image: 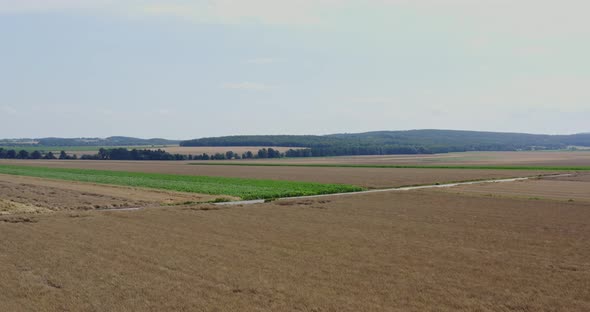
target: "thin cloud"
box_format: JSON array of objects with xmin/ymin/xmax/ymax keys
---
[
  {"xmin": 0, "ymin": 0, "xmax": 111, "ymax": 12},
  {"xmin": 246, "ymin": 58, "xmax": 284, "ymax": 65},
  {"xmin": 0, "ymin": 106, "xmax": 17, "ymax": 114},
  {"xmin": 222, "ymin": 82, "xmax": 274, "ymax": 91}
]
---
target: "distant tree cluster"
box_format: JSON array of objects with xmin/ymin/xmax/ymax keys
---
[
  {"xmin": 0, "ymin": 148, "xmax": 76, "ymax": 160},
  {"xmin": 76, "ymin": 147, "xmax": 286, "ymax": 161},
  {"xmin": 179, "ymin": 130, "xmax": 590, "ymax": 157},
  {"xmin": 80, "ymin": 148, "xmax": 187, "ymax": 161},
  {"xmin": 0, "ymin": 147, "xmax": 293, "ymax": 162}
]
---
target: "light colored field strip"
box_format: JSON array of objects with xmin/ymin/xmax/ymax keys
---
[{"xmin": 214, "ymin": 173, "xmax": 574, "ymax": 206}]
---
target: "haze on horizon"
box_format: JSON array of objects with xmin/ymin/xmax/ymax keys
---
[{"xmin": 1, "ymin": 0, "xmax": 588, "ymax": 140}]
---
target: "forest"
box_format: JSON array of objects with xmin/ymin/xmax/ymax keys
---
[{"xmin": 181, "ymin": 130, "xmax": 590, "ymax": 156}]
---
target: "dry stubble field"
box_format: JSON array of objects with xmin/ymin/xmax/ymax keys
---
[
  {"xmin": 1, "ymin": 154, "xmax": 590, "ymax": 311},
  {"xmin": 1, "ymin": 191, "xmax": 590, "ymax": 311}
]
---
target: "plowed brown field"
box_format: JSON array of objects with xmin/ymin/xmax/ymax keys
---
[
  {"xmin": 1, "ymin": 190, "xmax": 589, "ymax": 311},
  {"xmin": 0, "ymin": 160, "xmax": 553, "ymax": 188}
]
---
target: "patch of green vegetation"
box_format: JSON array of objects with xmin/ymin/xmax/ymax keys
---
[
  {"xmin": 0, "ymin": 165, "xmax": 363, "ymax": 200},
  {"xmin": 189, "ymin": 163, "xmax": 590, "ymax": 171}
]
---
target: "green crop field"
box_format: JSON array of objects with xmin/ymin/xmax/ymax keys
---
[
  {"xmin": 0, "ymin": 165, "xmax": 363, "ymax": 200},
  {"xmin": 189, "ymin": 162, "xmax": 590, "ymax": 171}
]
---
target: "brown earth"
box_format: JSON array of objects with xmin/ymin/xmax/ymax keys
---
[
  {"xmin": 438, "ymin": 173, "xmax": 590, "ymax": 202},
  {"xmin": 0, "ymin": 174, "xmax": 225, "ymax": 214},
  {"xmin": 543, "ymin": 172, "xmax": 590, "ymax": 182},
  {"xmin": 207, "ymin": 151, "xmax": 590, "ymax": 167},
  {"xmin": 1, "ymin": 190, "xmax": 589, "ymax": 311},
  {"xmin": 0, "ymin": 159, "xmax": 555, "ymax": 189}
]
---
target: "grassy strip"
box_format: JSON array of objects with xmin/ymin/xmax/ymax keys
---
[
  {"xmin": 189, "ymin": 162, "xmax": 590, "ymax": 171},
  {"xmin": 0, "ymin": 165, "xmax": 364, "ymax": 200}
]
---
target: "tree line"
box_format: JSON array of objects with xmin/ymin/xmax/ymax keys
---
[
  {"xmin": 0, "ymin": 148, "xmax": 76, "ymax": 160},
  {"xmin": 80, "ymin": 148, "xmax": 287, "ymax": 160},
  {"xmin": 0, "ymin": 147, "xmax": 288, "ymax": 161}
]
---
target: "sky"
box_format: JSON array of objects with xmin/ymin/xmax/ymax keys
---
[{"xmin": 1, "ymin": 0, "xmax": 589, "ymax": 139}]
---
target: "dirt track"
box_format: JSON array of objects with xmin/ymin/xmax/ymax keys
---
[{"xmin": 0, "ymin": 160, "xmax": 555, "ymax": 189}]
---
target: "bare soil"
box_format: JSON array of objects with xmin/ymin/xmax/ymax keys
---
[
  {"xmin": 439, "ymin": 173, "xmax": 590, "ymax": 202},
  {"xmin": 209, "ymin": 151, "xmax": 590, "ymax": 167},
  {"xmin": 0, "ymin": 174, "xmax": 223, "ymax": 214},
  {"xmin": 0, "ymin": 159, "xmax": 554, "ymax": 189},
  {"xmin": 1, "ymin": 190, "xmax": 589, "ymax": 311}
]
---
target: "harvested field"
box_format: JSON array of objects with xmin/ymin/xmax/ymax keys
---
[
  {"xmin": 0, "ymin": 174, "xmax": 223, "ymax": 214},
  {"xmin": 160, "ymin": 146, "xmax": 301, "ymax": 155},
  {"xmin": 543, "ymin": 172, "xmax": 590, "ymax": 182},
  {"xmin": 439, "ymin": 175, "xmax": 590, "ymax": 202},
  {"xmin": 207, "ymin": 151, "xmax": 590, "ymax": 167},
  {"xmin": 1, "ymin": 191, "xmax": 590, "ymax": 311},
  {"xmin": 0, "ymin": 160, "xmax": 555, "ymax": 189}
]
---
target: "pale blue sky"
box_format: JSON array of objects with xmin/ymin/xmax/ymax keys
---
[{"xmin": 1, "ymin": 0, "xmax": 588, "ymax": 139}]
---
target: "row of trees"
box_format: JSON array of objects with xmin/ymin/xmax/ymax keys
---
[
  {"xmin": 1, "ymin": 147, "xmax": 303, "ymax": 161},
  {"xmin": 0, "ymin": 149, "xmax": 76, "ymax": 160},
  {"xmin": 80, "ymin": 147, "xmax": 286, "ymax": 161}
]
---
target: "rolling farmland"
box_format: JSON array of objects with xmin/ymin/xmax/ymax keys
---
[{"xmin": 1, "ymin": 152, "xmax": 590, "ymax": 311}]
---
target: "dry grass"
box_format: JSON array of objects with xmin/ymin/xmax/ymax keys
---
[{"xmin": 1, "ymin": 191, "xmax": 590, "ymax": 311}]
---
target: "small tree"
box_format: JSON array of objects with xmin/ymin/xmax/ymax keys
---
[
  {"xmin": 17, "ymin": 150, "xmax": 29, "ymax": 159},
  {"xmin": 30, "ymin": 150, "xmax": 42, "ymax": 159},
  {"xmin": 44, "ymin": 152, "xmax": 57, "ymax": 159},
  {"xmin": 225, "ymin": 151, "xmax": 235, "ymax": 160},
  {"xmin": 257, "ymin": 148, "xmax": 268, "ymax": 158},
  {"xmin": 59, "ymin": 151, "xmax": 68, "ymax": 159},
  {"xmin": 6, "ymin": 150, "xmax": 17, "ymax": 159}
]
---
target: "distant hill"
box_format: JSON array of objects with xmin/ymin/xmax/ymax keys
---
[
  {"xmin": 0, "ymin": 136, "xmax": 179, "ymax": 147},
  {"xmin": 181, "ymin": 130, "xmax": 590, "ymax": 156}
]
